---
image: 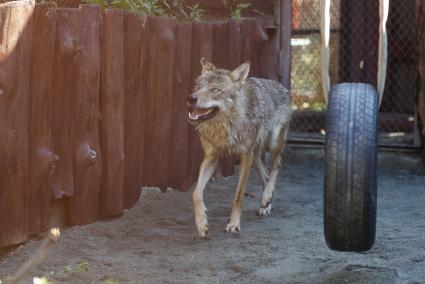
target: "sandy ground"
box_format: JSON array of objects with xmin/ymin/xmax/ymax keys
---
[{"xmin": 1, "ymin": 147, "xmax": 424, "ymax": 284}]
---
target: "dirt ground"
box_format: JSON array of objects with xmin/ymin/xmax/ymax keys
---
[{"xmin": 1, "ymin": 147, "xmax": 424, "ymax": 284}]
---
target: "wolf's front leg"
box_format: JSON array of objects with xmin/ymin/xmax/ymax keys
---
[
  {"xmin": 193, "ymin": 153, "xmax": 219, "ymax": 238},
  {"xmin": 225, "ymin": 152, "xmax": 254, "ymax": 233}
]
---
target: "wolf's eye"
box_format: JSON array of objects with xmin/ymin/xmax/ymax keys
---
[{"xmin": 211, "ymin": 88, "xmax": 220, "ymax": 93}]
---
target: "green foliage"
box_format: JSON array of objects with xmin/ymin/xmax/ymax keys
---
[
  {"xmin": 311, "ymin": 101, "xmax": 327, "ymax": 112},
  {"xmin": 33, "ymin": 277, "xmax": 51, "ymax": 284},
  {"xmin": 222, "ymin": 0, "xmax": 251, "ymax": 21},
  {"xmin": 104, "ymin": 277, "xmax": 119, "ymax": 284},
  {"xmin": 84, "ymin": 0, "xmax": 204, "ymax": 21},
  {"xmin": 63, "ymin": 261, "xmax": 90, "ymax": 273},
  {"xmin": 187, "ymin": 4, "xmax": 203, "ymax": 22}
]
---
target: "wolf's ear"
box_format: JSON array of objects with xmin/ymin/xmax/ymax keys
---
[
  {"xmin": 229, "ymin": 61, "xmax": 250, "ymax": 84},
  {"xmin": 200, "ymin": 57, "xmax": 215, "ymax": 72}
]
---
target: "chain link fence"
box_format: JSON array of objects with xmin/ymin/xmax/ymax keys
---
[
  {"xmin": 191, "ymin": 0, "xmax": 419, "ymax": 147},
  {"xmin": 289, "ymin": 0, "xmax": 420, "ymax": 147}
]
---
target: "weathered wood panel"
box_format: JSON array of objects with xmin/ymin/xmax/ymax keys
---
[
  {"xmin": 259, "ymin": 20, "xmax": 279, "ymax": 81},
  {"xmin": 227, "ymin": 20, "xmax": 243, "ymax": 69},
  {"xmin": 51, "ymin": 8, "xmax": 80, "ymax": 198},
  {"xmin": 123, "ymin": 12, "xmax": 146, "ymax": 208},
  {"xmin": 339, "ymin": 0, "xmax": 379, "ymax": 85},
  {"xmin": 142, "ymin": 16, "xmax": 176, "ymax": 191},
  {"xmin": 0, "ymin": 0, "xmax": 34, "ymax": 246},
  {"xmin": 277, "ymin": 0, "xmax": 291, "ymax": 88},
  {"xmin": 28, "ymin": 3, "xmax": 58, "ymax": 234},
  {"xmin": 188, "ymin": 22, "xmax": 214, "ymax": 185},
  {"xmin": 0, "ymin": 3, "xmax": 281, "ymax": 246},
  {"xmin": 213, "ymin": 21, "xmax": 235, "ymax": 177},
  {"xmin": 100, "ymin": 8, "xmax": 125, "ymax": 216},
  {"xmin": 69, "ymin": 4, "xmax": 102, "ymax": 225},
  {"xmin": 240, "ymin": 18, "xmax": 268, "ymax": 77},
  {"xmin": 225, "ymin": 19, "xmax": 244, "ymax": 169},
  {"xmin": 168, "ymin": 22, "xmax": 192, "ymax": 190},
  {"xmin": 417, "ymin": 0, "xmax": 425, "ymax": 137},
  {"xmin": 416, "ymin": 0, "xmax": 425, "ymax": 166}
]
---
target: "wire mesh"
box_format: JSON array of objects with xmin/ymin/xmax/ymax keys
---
[{"xmin": 289, "ymin": 0, "xmax": 419, "ymax": 147}]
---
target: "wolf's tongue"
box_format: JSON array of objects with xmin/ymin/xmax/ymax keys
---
[{"xmin": 192, "ymin": 108, "xmax": 208, "ymax": 115}]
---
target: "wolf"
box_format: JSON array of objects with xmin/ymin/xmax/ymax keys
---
[{"xmin": 187, "ymin": 58, "xmax": 292, "ymax": 238}]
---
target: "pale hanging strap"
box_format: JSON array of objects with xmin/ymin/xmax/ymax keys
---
[
  {"xmin": 377, "ymin": 0, "xmax": 389, "ymax": 106},
  {"xmin": 320, "ymin": 0, "xmax": 331, "ymax": 103},
  {"xmin": 321, "ymin": 0, "xmax": 389, "ymax": 106}
]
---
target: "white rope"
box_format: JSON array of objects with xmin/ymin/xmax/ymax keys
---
[
  {"xmin": 320, "ymin": 0, "xmax": 389, "ymax": 106},
  {"xmin": 377, "ymin": 0, "xmax": 389, "ymax": 106},
  {"xmin": 320, "ymin": 0, "xmax": 331, "ymax": 102}
]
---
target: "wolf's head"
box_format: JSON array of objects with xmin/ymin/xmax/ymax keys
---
[{"xmin": 187, "ymin": 58, "xmax": 250, "ymax": 124}]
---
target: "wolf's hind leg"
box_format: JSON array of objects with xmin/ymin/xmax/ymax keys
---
[
  {"xmin": 258, "ymin": 127, "xmax": 286, "ymax": 216},
  {"xmin": 193, "ymin": 152, "xmax": 219, "ymax": 238},
  {"xmin": 225, "ymin": 152, "xmax": 254, "ymax": 233},
  {"xmin": 255, "ymin": 152, "xmax": 270, "ymax": 189}
]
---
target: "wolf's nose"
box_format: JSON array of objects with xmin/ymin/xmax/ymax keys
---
[{"xmin": 187, "ymin": 95, "xmax": 198, "ymax": 106}]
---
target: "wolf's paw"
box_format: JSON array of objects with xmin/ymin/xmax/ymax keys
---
[
  {"xmin": 225, "ymin": 222, "xmax": 241, "ymax": 233},
  {"xmin": 195, "ymin": 212, "xmax": 209, "ymax": 238},
  {"xmin": 257, "ymin": 203, "xmax": 272, "ymax": 216},
  {"xmin": 197, "ymin": 222, "xmax": 209, "ymax": 238}
]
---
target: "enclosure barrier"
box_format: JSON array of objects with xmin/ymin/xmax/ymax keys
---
[
  {"xmin": 0, "ymin": 1, "xmax": 280, "ymax": 247},
  {"xmin": 417, "ymin": 0, "xmax": 425, "ymax": 139},
  {"xmin": 289, "ymin": 0, "xmax": 421, "ymax": 147}
]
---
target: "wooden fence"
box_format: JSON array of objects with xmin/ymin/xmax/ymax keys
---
[
  {"xmin": 0, "ymin": 1, "xmax": 280, "ymax": 247},
  {"xmin": 416, "ymin": 0, "xmax": 425, "ymax": 164},
  {"xmin": 417, "ymin": 0, "xmax": 425, "ymax": 135}
]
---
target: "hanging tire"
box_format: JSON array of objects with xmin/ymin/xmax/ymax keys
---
[{"xmin": 324, "ymin": 83, "xmax": 379, "ymax": 251}]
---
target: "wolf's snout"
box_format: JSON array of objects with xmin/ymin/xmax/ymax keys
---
[{"xmin": 187, "ymin": 95, "xmax": 198, "ymax": 106}]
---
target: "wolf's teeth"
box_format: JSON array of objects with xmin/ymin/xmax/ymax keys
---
[
  {"xmin": 189, "ymin": 112, "xmax": 199, "ymax": 120},
  {"xmin": 189, "ymin": 108, "xmax": 214, "ymax": 121}
]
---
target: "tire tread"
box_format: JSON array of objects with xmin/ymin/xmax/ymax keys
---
[{"xmin": 324, "ymin": 83, "xmax": 378, "ymax": 251}]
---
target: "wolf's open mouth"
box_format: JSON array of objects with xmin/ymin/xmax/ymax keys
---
[{"xmin": 188, "ymin": 106, "xmax": 219, "ymax": 123}]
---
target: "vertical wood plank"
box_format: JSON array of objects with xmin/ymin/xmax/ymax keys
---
[
  {"xmin": 240, "ymin": 18, "xmax": 268, "ymax": 77},
  {"xmin": 142, "ymin": 16, "xmax": 176, "ymax": 191},
  {"xmin": 168, "ymin": 22, "xmax": 192, "ymax": 191},
  {"xmin": 213, "ymin": 21, "xmax": 235, "ymax": 177},
  {"xmin": 227, "ymin": 20, "xmax": 243, "ymax": 69},
  {"xmin": 417, "ymin": 0, "xmax": 425, "ymax": 130},
  {"xmin": 69, "ymin": 4, "xmax": 103, "ymax": 225},
  {"xmin": 123, "ymin": 12, "xmax": 146, "ymax": 207},
  {"xmin": 416, "ymin": 0, "xmax": 425, "ymax": 160},
  {"xmin": 0, "ymin": 0, "xmax": 34, "ymax": 246},
  {"xmin": 226, "ymin": 19, "xmax": 244, "ymax": 170},
  {"xmin": 188, "ymin": 22, "xmax": 214, "ymax": 186},
  {"xmin": 339, "ymin": 0, "xmax": 378, "ymax": 85},
  {"xmin": 259, "ymin": 19, "xmax": 280, "ymax": 81},
  {"xmin": 51, "ymin": 8, "xmax": 80, "ymax": 199},
  {"xmin": 277, "ymin": 0, "xmax": 292, "ymax": 89},
  {"xmin": 213, "ymin": 21, "xmax": 229, "ymax": 68},
  {"xmin": 28, "ymin": 3, "xmax": 58, "ymax": 234},
  {"xmin": 100, "ymin": 8, "xmax": 125, "ymax": 216}
]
